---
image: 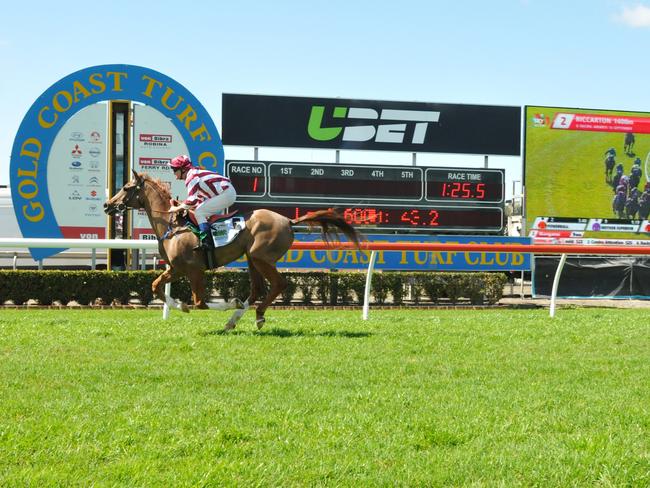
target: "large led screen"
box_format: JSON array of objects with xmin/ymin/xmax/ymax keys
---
[{"xmin": 525, "ymin": 106, "xmax": 650, "ymax": 238}]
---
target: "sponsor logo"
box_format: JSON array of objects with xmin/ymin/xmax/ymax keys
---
[
  {"xmin": 70, "ymin": 161, "xmax": 82, "ymax": 170},
  {"xmin": 88, "ymin": 176, "xmax": 100, "ymax": 185},
  {"xmin": 307, "ymin": 105, "xmax": 440, "ymax": 144},
  {"xmin": 139, "ymin": 134, "xmax": 172, "ymax": 147},
  {"xmin": 84, "ymin": 204, "xmax": 100, "ymax": 217},
  {"xmin": 89, "ymin": 161, "xmax": 99, "ymax": 170},
  {"xmin": 71, "ymin": 144, "xmax": 83, "ymax": 158},
  {"xmin": 71, "ymin": 175, "xmax": 80, "ymax": 184},
  {"xmin": 89, "ymin": 147, "xmax": 101, "ymax": 158},
  {"xmin": 140, "ymin": 134, "xmax": 172, "ymax": 143},
  {"xmin": 69, "ymin": 131, "xmax": 84, "ymax": 141},
  {"xmin": 80, "ymin": 233, "xmax": 99, "ymax": 239},
  {"xmin": 90, "ymin": 131, "xmax": 101, "ymax": 143},
  {"xmin": 90, "ymin": 190, "xmax": 97, "ymax": 197},
  {"xmin": 69, "ymin": 190, "xmax": 82, "ymax": 200},
  {"xmin": 531, "ymin": 113, "xmax": 549, "ymax": 127},
  {"xmin": 139, "ymin": 157, "xmax": 172, "ymax": 167}
]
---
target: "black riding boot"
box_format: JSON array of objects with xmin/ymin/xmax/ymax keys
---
[
  {"xmin": 194, "ymin": 223, "xmax": 214, "ymax": 251},
  {"xmin": 194, "ymin": 225, "xmax": 215, "ymax": 268},
  {"xmin": 193, "ymin": 234, "xmax": 215, "ymax": 252}
]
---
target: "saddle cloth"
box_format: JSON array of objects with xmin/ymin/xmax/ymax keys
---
[{"xmin": 210, "ymin": 216, "xmax": 246, "ymax": 247}]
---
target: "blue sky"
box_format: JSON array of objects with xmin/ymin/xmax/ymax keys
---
[{"xmin": 2, "ymin": 0, "xmax": 650, "ymax": 196}]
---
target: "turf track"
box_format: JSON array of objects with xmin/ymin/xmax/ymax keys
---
[{"xmin": 1, "ymin": 308, "xmax": 649, "ymax": 486}]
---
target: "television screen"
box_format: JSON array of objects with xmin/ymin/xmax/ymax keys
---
[{"xmin": 525, "ymin": 106, "xmax": 650, "ymax": 238}]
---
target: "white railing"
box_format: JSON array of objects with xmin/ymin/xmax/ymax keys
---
[
  {"xmin": 0, "ymin": 238, "xmax": 158, "ymax": 271},
  {"xmin": 2, "ymin": 238, "xmax": 649, "ymax": 321},
  {"xmin": 0, "ymin": 238, "xmax": 170, "ymax": 316},
  {"xmin": 0, "ymin": 238, "xmax": 158, "ymax": 250}
]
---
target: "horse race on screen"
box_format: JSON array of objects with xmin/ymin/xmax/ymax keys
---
[{"xmin": 525, "ymin": 106, "xmax": 650, "ymax": 238}]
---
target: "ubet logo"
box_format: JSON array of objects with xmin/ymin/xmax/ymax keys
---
[{"xmin": 307, "ymin": 106, "xmax": 440, "ymax": 144}]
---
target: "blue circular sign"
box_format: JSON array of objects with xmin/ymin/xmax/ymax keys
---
[{"xmin": 10, "ymin": 64, "xmax": 224, "ymax": 259}]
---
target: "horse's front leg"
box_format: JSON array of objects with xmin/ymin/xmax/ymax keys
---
[
  {"xmin": 187, "ymin": 265, "xmax": 246, "ymax": 313},
  {"xmin": 207, "ymin": 299, "xmax": 245, "ymax": 311},
  {"xmin": 188, "ymin": 269, "xmax": 209, "ymax": 309},
  {"xmin": 152, "ymin": 267, "xmax": 189, "ymax": 313},
  {"xmin": 224, "ymin": 300, "xmax": 250, "ymax": 330}
]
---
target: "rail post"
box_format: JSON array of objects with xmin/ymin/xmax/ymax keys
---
[
  {"xmin": 363, "ymin": 251, "xmax": 378, "ymax": 320},
  {"xmin": 549, "ymin": 253, "xmax": 568, "ymax": 318}
]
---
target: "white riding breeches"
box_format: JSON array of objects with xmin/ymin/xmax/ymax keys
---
[{"xmin": 193, "ymin": 186, "xmax": 237, "ymax": 224}]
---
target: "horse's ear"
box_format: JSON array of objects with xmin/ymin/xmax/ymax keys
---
[{"xmin": 132, "ymin": 169, "xmax": 142, "ymax": 183}]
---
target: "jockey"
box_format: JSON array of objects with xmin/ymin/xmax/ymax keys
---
[
  {"xmin": 630, "ymin": 165, "xmax": 642, "ymax": 188},
  {"xmin": 605, "ymin": 147, "xmax": 617, "ymax": 157},
  {"xmin": 167, "ymin": 155, "xmax": 237, "ymax": 251},
  {"xmin": 613, "ymin": 190, "xmax": 626, "ymax": 217},
  {"xmin": 626, "ymin": 189, "xmax": 640, "ymax": 219},
  {"xmin": 640, "ymin": 191, "xmax": 650, "ymax": 220},
  {"xmin": 612, "ymin": 163, "xmax": 625, "ymax": 190},
  {"xmin": 619, "ymin": 175, "xmax": 629, "ymax": 188}
]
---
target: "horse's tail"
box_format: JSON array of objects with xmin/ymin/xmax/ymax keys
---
[{"xmin": 290, "ymin": 209, "xmax": 362, "ymax": 249}]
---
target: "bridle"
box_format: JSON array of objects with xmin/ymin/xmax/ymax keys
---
[
  {"xmin": 115, "ymin": 178, "xmax": 175, "ymax": 216},
  {"xmin": 108, "ymin": 176, "xmax": 189, "ymax": 242}
]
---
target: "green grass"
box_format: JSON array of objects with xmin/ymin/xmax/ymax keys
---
[
  {"xmin": 525, "ymin": 106, "xmax": 650, "ymax": 238},
  {"xmin": 1, "ymin": 308, "xmax": 650, "ymax": 486}
]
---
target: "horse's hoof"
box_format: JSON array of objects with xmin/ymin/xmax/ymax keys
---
[
  {"xmin": 224, "ymin": 320, "xmax": 236, "ymax": 331},
  {"xmin": 256, "ymin": 318, "xmax": 265, "ymax": 330},
  {"xmin": 180, "ymin": 302, "xmax": 190, "ymax": 313}
]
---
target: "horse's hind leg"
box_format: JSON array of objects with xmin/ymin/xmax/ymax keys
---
[
  {"xmin": 248, "ymin": 259, "xmax": 288, "ymax": 329},
  {"xmin": 223, "ymin": 261, "xmax": 264, "ymax": 330},
  {"xmin": 247, "ymin": 261, "xmax": 266, "ymax": 306},
  {"xmin": 152, "ymin": 267, "xmax": 189, "ymax": 313}
]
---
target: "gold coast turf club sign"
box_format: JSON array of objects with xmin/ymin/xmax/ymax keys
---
[{"xmin": 10, "ymin": 64, "xmax": 223, "ymax": 259}]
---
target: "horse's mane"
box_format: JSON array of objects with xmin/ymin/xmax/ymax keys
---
[{"xmin": 141, "ymin": 173, "xmax": 172, "ymax": 201}]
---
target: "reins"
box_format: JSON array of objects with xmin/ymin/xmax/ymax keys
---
[
  {"xmin": 138, "ymin": 177, "xmax": 177, "ymax": 215},
  {"xmin": 136, "ymin": 177, "xmax": 191, "ymax": 241}
]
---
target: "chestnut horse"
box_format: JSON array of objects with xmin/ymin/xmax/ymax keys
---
[{"xmin": 104, "ymin": 171, "xmax": 361, "ymax": 329}]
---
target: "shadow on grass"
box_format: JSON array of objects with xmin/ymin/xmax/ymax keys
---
[{"xmin": 199, "ymin": 327, "xmax": 371, "ymax": 339}]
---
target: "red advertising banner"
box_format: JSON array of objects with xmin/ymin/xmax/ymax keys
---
[
  {"xmin": 551, "ymin": 113, "xmax": 650, "ymax": 134},
  {"xmin": 59, "ymin": 226, "xmax": 106, "ymax": 239}
]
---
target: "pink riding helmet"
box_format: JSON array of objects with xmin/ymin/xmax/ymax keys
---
[{"xmin": 170, "ymin": 155, "xmax": 193, "ymax": 170}]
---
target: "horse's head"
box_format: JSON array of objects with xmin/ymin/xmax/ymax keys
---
[{"xmin": 103, "ymin": 170, "xmax": 146, "ymax": 215}]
